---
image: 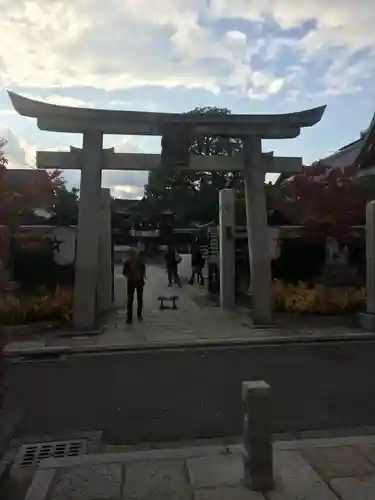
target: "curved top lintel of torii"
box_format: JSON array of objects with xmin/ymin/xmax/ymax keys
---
[{"xmin": 7, "ymin": 91, "xmax": 326, "ymax": 137}]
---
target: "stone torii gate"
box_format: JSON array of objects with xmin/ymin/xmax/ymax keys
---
[{"xmin": 8, "ymin": 91, "xmax": 325, "ymax": 328}]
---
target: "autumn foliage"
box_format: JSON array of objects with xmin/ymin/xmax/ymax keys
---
[
  {"xmin": 0, "ymin": 138, "xmax": 7, "ymax": 172},
  {"xmin": 272, "ymin": 163, "xmax": 374, "ymax": 242}
]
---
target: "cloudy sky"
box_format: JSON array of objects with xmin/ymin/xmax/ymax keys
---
[{"xmin": 1, "ymin": 0, "xmax": 375, "ymax": 199}]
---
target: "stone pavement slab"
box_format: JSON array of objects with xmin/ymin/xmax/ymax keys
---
[
  {"xmin": 50, "ymin": 464, "xmax": 122, "ymax": 500},
  {"xmin": 194, "ymin": 486, "xmax": 264, "ymax": 500},
  {"xmin": 187, "ymin": 454, "xmax": 243, "ymax": 488},
  {"xmin": 356, "ymin": 443, "xmax": 375, "ymax": 465},
  {"xmin": 25, "ymin": 469, "xmax": 56, "ymax": 500},
  {"xmin": 330, "ymin": 475, "xmax": 375, "ymax": 499},
  {"xmin": 24, "ymin": 434, "xmax": 375, "ymax": 499},
  {"xmin": 123, "ymin": 460, "xmax": 189, "ymax": 499},
  {"xmin": 269, "ymin": 450, "xmax": 337, "ymax": 500},
  {"xmin": 302, "ymin": 445, "xmax": 375, "ymax": 480}
]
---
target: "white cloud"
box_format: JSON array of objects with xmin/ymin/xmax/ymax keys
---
[
  {"xmin": 102, "ymin": 137, "xmax": 148, "ymax": 199},
  {"xmin": 111, "ymin": 184, "xmax": 145, "ymax": 200},
  {"xmin": 0, "ymin": 109, "xmax": 17, "ymax": 116},
  {"xmin": 0, "ymin": 0, "xmax": 373, "ymax": 107},
  {"xmin": 0, "ymin": 0, "xmax": 286, "ymax": 99},
  {"xmin": 17, "ymin": 93, "xmax": 92, "ymax": 107},
  {"xmin": 210, "ymin": 0, "xmax": 375, "ymax": 95},
  {"xmin": 61, "ymin": 135, "xmax": 148, "ymax": 199},
  {"xmin": 108, "ymin": 100, "xmax": 160, "ymax": 112},
  {"xmin": 0, "ymin": 126, "xmax": 35, "ymax": 168},
  {"xmin": 108, "ymin": 100, "xmax": 133, "ymax": 108},
  {"xmin": 41, "ymin": 95, "xmax": 92, "ymax": 107},
  {"xmin": 210, "ymin": 0, "xmax": 375, "ymax": 51},
  {"xmin": 322, "ymin": 53, "xmax": 375, "ymax": 96}
]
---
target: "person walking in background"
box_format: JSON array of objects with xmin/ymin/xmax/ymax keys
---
[
  {"xmin": 189, "ymin": 238, "xmax": 205, "ymax": 285},
  {"xmin": 122, "ymin": 248, "xmax": 146, "ymax": 324},
  {"xmin": 165, "ymin": 244, "xmax": 181, "ymax": 287}
]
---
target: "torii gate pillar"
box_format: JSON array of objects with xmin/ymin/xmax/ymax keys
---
[
  {"xmin": 244, "ymin": 137, "xmax": 273, "ymax": 324},
  {"xmin": 72, "ymin": 131, "xmax": 103, "ymax": 329}
]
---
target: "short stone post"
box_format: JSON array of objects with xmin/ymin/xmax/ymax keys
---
[
  {"xmin": 358, "ymin": 200, "xmax": 375, "ymax": 330},
  {"xmin": 97, "ymin": 188, "xmax": 113, "ymax": 313},
  {"xmin": 242, "ymin": 381, "xmax": 274, "ymax": 491},
  {"xmin": 219, "ymin": 189, "xmax": 235, "ymax": 310}
]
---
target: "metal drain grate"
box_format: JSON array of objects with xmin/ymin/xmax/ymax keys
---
[{"xmin": 14, "ymin": 439, "xmax": 87, "ymax": 468}]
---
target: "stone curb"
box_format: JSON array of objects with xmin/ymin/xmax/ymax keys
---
[
  {"xmin": 31, "ymin": 434, "xmax": 375, "ymax": 471},
  {"xmin": 3, "ymin": 322, "xmax": 63, "ymax": 336},
  {"xmin": 4, "ymin": 331, "xmax": 375, "ymax": 359},
  {"xmin": 0, "ymin": 406, "xmax": 23, "ymax": 485},
  {"xmin": 24, "ymin": 432, "xmax": 375, "ymax": 500}
]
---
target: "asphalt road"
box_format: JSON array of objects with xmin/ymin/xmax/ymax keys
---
[{"xmin": 5, "ymin": 340, "xmax": 375, "ymax": 443}]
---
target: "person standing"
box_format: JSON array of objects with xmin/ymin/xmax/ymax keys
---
[
  {"xmin": 189, "ymin": 239, "xmax": 205, "ymax": 285},
  {"xmin": 122, "ymin": 248, "xmax": 146, "ymax": 324},
  {"xmin": 165, "ymin": 244, "xmax": 181, "ymax": 287}
]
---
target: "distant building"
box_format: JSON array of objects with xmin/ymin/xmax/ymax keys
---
[
  {"xmin": 306, "ymin": 112, "xmax": 375, "ymax": 174},
  {"xmin": 276, "ymin": 112, "xmax": 375, "ymax": 186}
]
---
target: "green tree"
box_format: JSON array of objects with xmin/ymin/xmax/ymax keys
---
[
  {"xmin": 53, "ymin": 186, "xmax": 79, "ymax": 218},
  {"xmin": 144, "ymin": 107, "xmax": 243, "ymax": 225}
]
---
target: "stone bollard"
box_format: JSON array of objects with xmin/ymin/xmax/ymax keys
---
[{"xmin": 242, "ymin": 381, "xmax": 274, "ymax": 491}]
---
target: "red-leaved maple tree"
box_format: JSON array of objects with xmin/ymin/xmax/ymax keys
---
[{"xmin": 272, "ymin": 163, "xmax": 375, "ymax": 242}]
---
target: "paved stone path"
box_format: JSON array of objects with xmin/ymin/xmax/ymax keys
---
[
  {"xmin": 104, "ymin": 263, "xmax": 255, "ymax": 341},
  {"xmin": 71, "ymin": 264, "xmax": 365, "ymax": 347},
  {"xmin": 4, "ymin": 263, "xmax": 369, "ymax": 356},
  {"xmin": 25, "ymin": 434, "xmax": 375, "ymax": 499}
]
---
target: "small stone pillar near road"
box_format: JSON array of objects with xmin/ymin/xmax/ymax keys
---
[
  {"xmin": 219, "ymin": 189, "xmax": 235, "ymax": 310},
  {"xmin": 359, "ymin": 201, "xmax": 375, "ymax": 330},
  {"xmin": 242, "ymin": 380, "xmax": 274, "ymax": 491}
]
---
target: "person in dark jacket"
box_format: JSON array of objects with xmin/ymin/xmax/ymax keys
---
[
  {"xmin": 165, "ymin": 244, "xmax": 181, "ymax": 287},
  {"xmin": 189, "ymin": 239, "xmax": 205, "ymax": 285},
  {"xmin": 122, "ymin": 248, "xmax": 146, "ymax": 324}
]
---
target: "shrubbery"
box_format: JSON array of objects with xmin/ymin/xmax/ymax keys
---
[
  {"xmin": 0, "ymin": 287, "xmax": 72, "ymax": 326},
  {"xmin": 272, "ymin": 280, "xmax": 366, "ymax": 314}
]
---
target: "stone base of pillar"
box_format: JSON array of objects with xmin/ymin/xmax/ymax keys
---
[
  {"xmin": 243, "ymin": 453, "xmax": 274, "ymax": 491},
  {"xmin": 358, "ymin": 312, "xmax": 375, "ymax": 331}
]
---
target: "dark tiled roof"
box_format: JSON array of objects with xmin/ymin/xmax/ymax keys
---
[
  {"xmin": 356, "ymin": 113, "xmax": 375, "ymax": 170},
  {"xmin": 111, "ymin": 198, "xmax": 139, "ymax": 213}
]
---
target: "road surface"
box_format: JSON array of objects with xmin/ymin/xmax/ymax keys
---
[{"xmin": 5, "ymin": 339, "xmax": 375, "ymax": 443}]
